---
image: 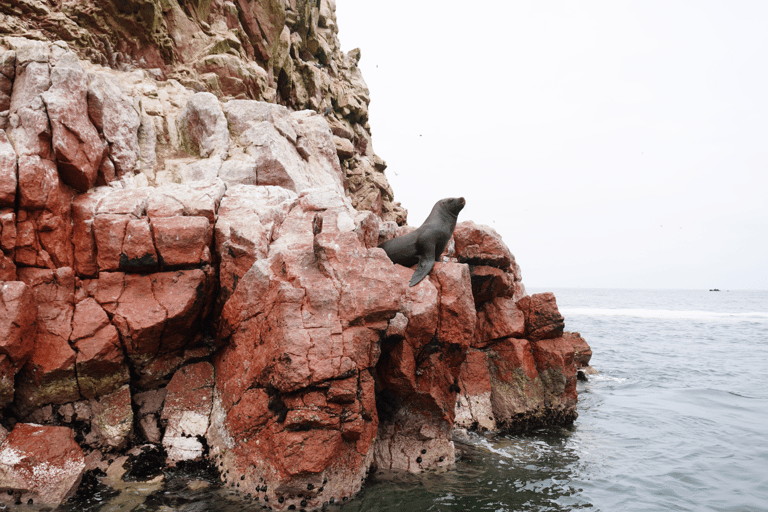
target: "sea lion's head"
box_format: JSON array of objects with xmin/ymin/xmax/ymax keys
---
[{"xmin": 440, "ymin": 197, "xmax": 466, "ymax": 217}]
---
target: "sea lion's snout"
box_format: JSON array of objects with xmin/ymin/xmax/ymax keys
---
[{"xmin": 451, "ymin": 197, "xmax": 466, "ymax": 213}]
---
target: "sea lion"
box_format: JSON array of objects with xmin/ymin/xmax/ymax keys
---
[{"xmin": 379, "ymin": 197, "xmax": 466, "ymax": 287}]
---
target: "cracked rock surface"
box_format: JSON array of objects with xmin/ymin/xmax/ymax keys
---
[{"xmin": 0, "ymin": 3, "xmax": 591, "ymax": 510}]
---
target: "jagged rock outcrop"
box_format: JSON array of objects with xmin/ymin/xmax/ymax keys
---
[
  {"xmin": 0, "ymin": 3, "xmax": 590, "ymax": 510},
  {"xmin": 0, "ymin": 0, "xmax": 406, "ymax": 224},
  {"xmin": 451, "ymin": 222, "xmax": 591, "ymax": 432}
]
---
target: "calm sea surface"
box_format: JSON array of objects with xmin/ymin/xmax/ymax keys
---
[{"xmin": 54, "ymin": 288, "xmax": 768, "ymax": 512}]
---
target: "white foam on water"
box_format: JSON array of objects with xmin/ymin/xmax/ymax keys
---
[
  {"xmin": 560, "ymin": 308, "xmax": 768, "ymax": 323},
  {"xmin": 586, "ymin": 374, "xmax": 628, "ymax": 384}
]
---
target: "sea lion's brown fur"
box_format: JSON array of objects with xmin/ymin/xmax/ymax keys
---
[{"xmin": 379, "ymin": 197, "xmax": 466, "ymax": 286}]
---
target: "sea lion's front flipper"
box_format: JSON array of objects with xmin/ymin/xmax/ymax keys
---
[{"xmin": 409, "ymin": 254, "xmax": 435, "ymax": 287}]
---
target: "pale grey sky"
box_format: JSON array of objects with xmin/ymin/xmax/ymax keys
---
[{"xmin": 335, "ymin": 1, "xmax": 768, "ymax": 290}]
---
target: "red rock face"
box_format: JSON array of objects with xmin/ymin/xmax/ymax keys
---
[
  {"xmin": 151, "ymin": 216, "xmax": 212, "ymax": 268},
  {"xmin": 162, "ymin": 362, "xmax": 214, "ymax": 464},
  {"xmin": 41, "ymin": 54, "xmax": 106, "ymax": 192},
  {"xmin": 448, "ymin": 223, "xmax": 584, "ymax": 433},
  {"xmin": 0, "ymin": 423, "xmax": 85, "ymax": 507},
  {"xmin": 453, "ymin": 221, "xmax": 516, "ymax": 271},
  {"xmin": 475, "ymin": 296, "xmax": 525, "ymax": 348},
  {"xmin": 0, "ymin": 35, "xmax": 591, "ymax": 509},
  {"xmin": 0, "ymin": 281, "xmax": 37, "ymax": 368},
  {"xmin": 454, "ymin": 348, "xmax": 494, "ymax": 431},
  {"xmin": 91, "ymin": 269, "xmax": 212, "ymax": 385},
  {"xmin": 71, "ymin": 188, "xmax": 112, "ymax": 278},
  {"xmin": 565, "ymin": 331, "xmax": 593, "ymax": 368},
  {"xmin": 485, "ymin": 338, "xmax": 544, "ymax": 428},
  {"xmin": 373, "ymin": 262, "xmax": 474, "ymax": 473},
  {"xmin": 14, "ymin": 267, "xmax": 79, "ymax": 416},
  {"xmin": 530, "ymin": 336, "xmax": 578, "ymax": 421},
  {"xmin": 208, "ymin": 189, "xmax": 402, "ymax": 510},
  {"xmin": 71, "ymin": 297, "xmax": 129, "ymax": 399},
  {"xmin": 517, "ymin": 292, "xmax": 566, "ymax": 341},
  {"xmin": 468, "ymin": 265, "xmax": 514, "ymax": 305},
  {"xmin": 121, "ymin": 218, "xmax": 159, "ymax": 271},
  {"xmin": 0, "ymin": 131, "xmax": 17, "ymax": 207}
]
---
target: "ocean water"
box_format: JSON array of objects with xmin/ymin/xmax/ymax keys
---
[
  {"xmin": 52, "ymin": 288, "xmax": 768, "ymax": 512},
  {"xmin": 338, "ymin": 288, "xmax": 768, "ymax": 512}
]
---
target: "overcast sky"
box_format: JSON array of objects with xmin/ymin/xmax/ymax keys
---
[{"xmin": 335, "ymin": 1, "xmax": 768, "ymax": 290}]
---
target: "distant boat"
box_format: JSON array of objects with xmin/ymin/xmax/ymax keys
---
[{"xmin": 709, "ymin": 288, "xmax": 721, "ymax": 292}]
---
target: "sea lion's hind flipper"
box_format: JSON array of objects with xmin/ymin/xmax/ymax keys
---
[{"xmin": 409, "ymin": 255, "xmax": 435, "ymax": 287}]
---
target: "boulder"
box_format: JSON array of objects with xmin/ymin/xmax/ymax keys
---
[
  {"xmin": 41, "ymin": 52, "xmax": 105, "ymax": 192},
  {"xmin": 565, "ymin": 331, "xmax": 593, "ymax": 368},
  {"xmin": 87, "ymin": 384, "xmax": 133, "ymax": 450},
  {"xmin": 223, "ymin": 100, "xmax": 344, "ymax": 193},
  {"xmin": 178, "ymin": 92, "xmax": 230, "ymax": 158},
  {"xmin": 151, "ymin": 216, "xmax": 211, "ymax": 268},
  {"xmin": 0, "ymin": 423, "xmax": 85, "ymax": 507},
  {"xmin": 517, "ymin": 292, "xmax": 565, "ymax": 341},
  {"xmin": 475, "ymin": 296, "xmax": 525, "ymax": 347},
  {"xmin": 453, "ymin": 221, "xmax": 516, "ymax": 272},
  {"xmin": 87, "ymin": 73, "xmax": 140, "ymax": 177},
  {"xmin": 162, "ymin": 362, "xmax": 214, "ymax": 463}
]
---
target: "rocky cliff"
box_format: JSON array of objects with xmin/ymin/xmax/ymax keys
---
[{"xmin": 0, "ymin": 1, "xmax": 591, "ymax": 510}]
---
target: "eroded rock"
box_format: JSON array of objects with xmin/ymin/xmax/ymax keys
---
[
  {"xmin": 0, "ymin": 423, "xmax": 85, "ymax": 507},
  {"xmin": 162, "ymin": 362, "xmax": 214, "ymax": 464},
  {"xmin": 0, "ymin": 8, "xmax": 591, "ymax": 508},
  {"xmin": 42, "ymin": 51, "xmax": 106, "ymax": 192}
]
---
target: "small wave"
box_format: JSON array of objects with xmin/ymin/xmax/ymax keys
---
[
  {"xmin": 560, "ymin": 307, "xmax": 768, "ymax": 323},
  {"xmin": 586, "ymin": 374, "xmax": 628, "ymax": 384}
]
